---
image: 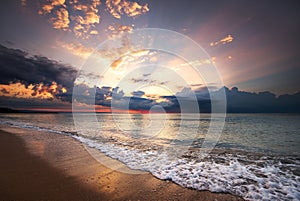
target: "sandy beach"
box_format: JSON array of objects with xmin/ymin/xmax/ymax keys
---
[{"xmin": 0, "ymin": 125, "xmax": 243, "ymax": 201}]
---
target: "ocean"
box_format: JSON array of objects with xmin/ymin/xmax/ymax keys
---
[{"xmin": 0, "ymin": 113, "xmax": 299, "ymax": 200}]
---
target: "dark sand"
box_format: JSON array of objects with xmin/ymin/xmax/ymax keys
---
[{"xmin": 0, "ymin": 126, "xmax": 244, "ymax": 201}]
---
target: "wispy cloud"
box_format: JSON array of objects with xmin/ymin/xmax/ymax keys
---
[
  {"xmin": 110, "ymin": 57, "xmax": 124, "ymax": 69},
  {"xmin": 96, "ymin": 34, "xmax": 154, "ymax": 70},
  {"xmin": 109, "ymin": 49, "xmax": 150, "ymax": 70},
  {"xmin": 174, "ymin": 58, "xmax": 215, "ymax": 70},
  {"xmin": 210, "ymin": 35, "xmax": 234, "ymax": 47},
  {"xmin": 106, "ymin": 24, "xmax": 134, "ymax": 38},
  {"xmin": 58, "ymin": 42, "xmax": 94, "ymax": 59}
]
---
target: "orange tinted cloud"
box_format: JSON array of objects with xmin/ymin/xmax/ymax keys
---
[
  {"xmin": 36, "ymin": 0, "xmax": 149, "ymax": 39},
  {"xmin": 40, "ymin": 4, "xmax": 55, "ymax": 14},
  {"xmin": 39, "ymin": 0, "xmax": 66, "ymax": 14},
  {"xmin": 90, "ymin": 30, "xmax": 98, "ymax": 35},
  {"xmin": 111, "ymin": 57, "xmax": 124, "ymax": 69},
  {"xmin": 109, "ymin": 49, "xmax": 150, "ymax": 69},
  {"xmin": 59, "ymin": 42, "xmax": 94, "ymax": 59},
  {"xmin": 210, "ymin": 35, "xmax": 234, "ymax": 47},
  {"xmin": 107, "ymin": 24, "xmax": 133, "ymax": 38},
  {"xmin": 106, "ymin": 0, "xmax": 149, "ymax": 19},
  {"xmin": 123, "ymin": 1, "xmax": 149, "ymax": 17},
  {"xmin": 52, "ymin": 8, "xmax": 70, "ymax": 30},
  {"xmin": 0, "ymin": 82, "xmax": 67, "ymax": 100},
  {"xmin": 131, "ymin": 50, "xmax": 149, "ymax": 57},
  {"xmin": 21, "ymin": 0, "xmax": 27, "ymax": 7},
  {"xmin": 53, "ymin": 0, "xmax": 66, "ymax": 6},
  {"xmin": 73, "ymin": 4, "xmax": 89, "ymax": 11},
  {"xmin": 38, "ymin": 0, "xmax": 70, "ymax": 31},
  {"xmin": 38, "ymin": 0, "xmax": 100, "ymax": 38},
  {"xmin": 72, "ymin": 0, "xmax": 101, "ymax": 38},
  {"xmin": 85, "ymin": 11, "xmax": 100, "ymax": 24}
]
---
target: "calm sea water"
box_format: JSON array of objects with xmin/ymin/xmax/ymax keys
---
[{"xmin": 0, "ymin": 113, "xmax": 299, "ymax": 200}]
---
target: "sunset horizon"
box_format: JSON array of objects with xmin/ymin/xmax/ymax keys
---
[{"xmin": 0, "ymin": 1, "xmax": 299, "ymax": 201}]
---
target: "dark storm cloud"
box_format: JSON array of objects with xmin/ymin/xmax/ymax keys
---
[
  {"xmin": 0, "ymin": 95, "xmax": 71, "ymax": 110},
  {"xmin": 70, "ymin": 83, "xmax": 300, "ymax": 113},
  {"xmin": 223, "ymin": 87, "xmax": 300, "ymax": 113},
  {"xmin": 0, "ymin": 44, "xmax": 77, "ymax": 91}
]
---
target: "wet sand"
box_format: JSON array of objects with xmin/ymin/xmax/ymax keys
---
[{"xmin": 0, "ymin": 125, "xmax": 244, "ymax": 201}]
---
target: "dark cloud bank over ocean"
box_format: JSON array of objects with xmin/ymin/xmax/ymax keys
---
[
  {"xmin": 0, "ymin": 45, "xmax": 299, "ymax": 113},
  {"xmin": 0, "ymin": 45, "xmax": 77, "ymax": 92}
]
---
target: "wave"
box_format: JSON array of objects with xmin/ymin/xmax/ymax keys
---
[{"xmin": 0, "ymin": 119, "xmax": 299, "ymax": 200}]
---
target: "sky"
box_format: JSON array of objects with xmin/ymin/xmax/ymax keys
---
[{"xmin": 0, "ymin": 0, "xmax": 299, "ymax": 112}]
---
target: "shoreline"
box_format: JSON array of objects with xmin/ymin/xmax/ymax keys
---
[{"xmin": 0, "ymin": 125, "xmax": 244, "ymax": 201}]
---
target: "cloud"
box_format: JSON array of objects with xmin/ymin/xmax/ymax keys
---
[
  {"xmin": 131, "ymin": 50, "xmax": 149, "ymax": 57},
  {"xmin": 90, "ymin": 30, "xmax": 98, "ymax": 35},
  {"xmin": 38, "ymin": 1, "xmax": 71, "ymax": 32},
  {"xmin": 58, "ymin": 42, "xmax": 94, "ymax": 59},
  {"xmin": 130, "ymin": 78, "xmax": 147, "ymax": 83},
  {"xmin": 128, "ymin": 79, "xmax": 168, "ymax": 89},
  {"xmin": 36, "ymin": 0, "xmax": 149, "ymax": 39},
  {"xmin": 109, "ymin": 50, "xmax": 151, "ymax": 70},
  {"xmin": 131, "ymin": 90, "xmax": 145, "ymax": 98},
  {"xmin": 52, "ymin": 8, "xmax": 70, "ymax": 30},
  {"xmin": 73, "ymin": 3, "xmax": 89, "ymax": 11},
  {"xmin": 178, "ymin": 58, "xmax": 214, "ymax": 68},
  {"xmin": 38, "ymin": 0, "xmax": 100, "ymax": 38},
  {"xmin": 110, "ymin": 57, "xmax": 124, "ymax": 69},
  {"xmin": 71, "ymin": 0, "xmax": 101, "ymax": 38},
  {"xmin": 73, "ymin": 84, "xmax": 126, "ymax": 106},
  {"xmin": 210, "ymin": 35, "xmax": 234, "ymax": 47},
  {"xmin": 143, "ymin": 73, "xmax": 151, "ymax": 77},
  {"xmin": 85, "ymin": 11, "xmax": 100, "ymax": 24},
  {"xmin": 96, "ymin": 34, "xmax": 153, "ymax": 69},
  {"xmin": 106, "ymin": 0, "xmax": 149, "ymax": 19},
  {"xmin": 106, "ymin": 24, "xmax": 133, "ymax": 38},
  {"xmin": 39, "ymin": 0, "xmax": 66, "ymax": 15},
  {"xmin": 0, "ymin": 81, "xmax": 67, "ymax": 99},
  {"xmin": 0, "ymin": 95, "xmax": 72, "ymax": 111},
  {"xmin": 176, "ymin": 87, "xmax": 211, "ymax": 102},
  {"xmin": 221, "ymin": 87, "xmax": 300, "ymax": 113},
  {"xmin": 121, "ymin": 0, "xmax": 149, "ymax": 17},
  {"xmin": 0, "ymin": 44, "xmax": 77, "ymax": 101},
  {"xmin": 40, "ymin": 4, "xmax": 56, "ymax": 14},
  {"xmin": 190, "ymin": 83, "xmax": 203, "ymax": 87},
  {"xmin": 1, "ymin": 44, "xmax": 299, "ymax": 114},
  {"xmin": 21, "ymin": 0, "xmax": 27, "ymax": 7},
  {"xmin": 108, "ymin": 49, "xmax": 151, "ymax": 69}
]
